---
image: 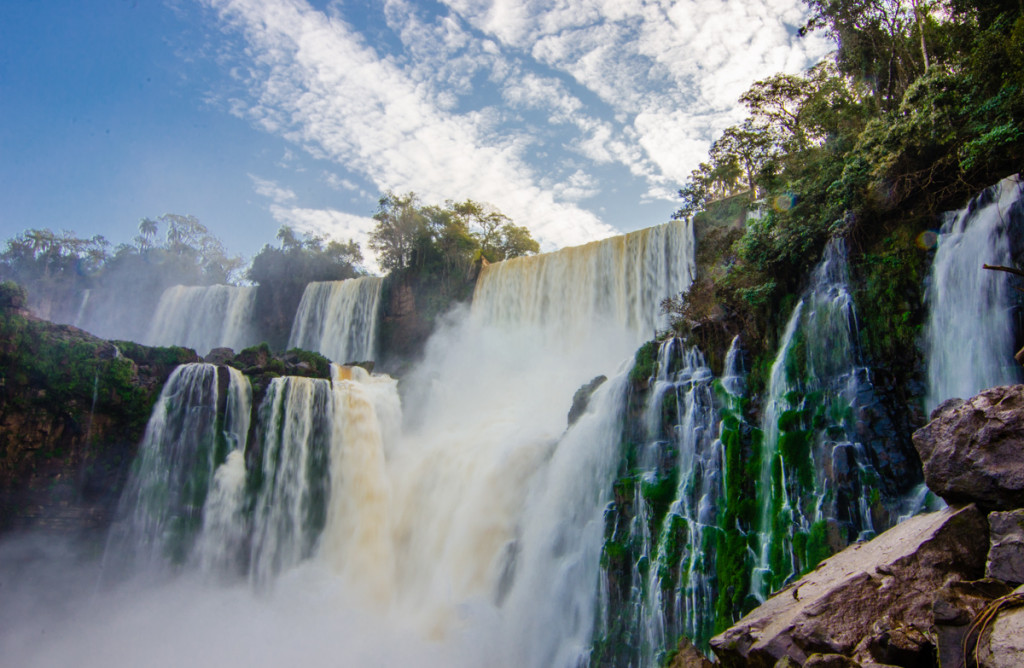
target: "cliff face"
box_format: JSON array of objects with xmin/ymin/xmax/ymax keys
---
[{"xmin": 0, "ymin": 309, "xmax": 198, "ymax": 534}]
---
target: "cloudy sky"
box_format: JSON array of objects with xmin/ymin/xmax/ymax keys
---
[{"xmin": 1, "ymin": 0, "xmax": 830, "ymax": 272}]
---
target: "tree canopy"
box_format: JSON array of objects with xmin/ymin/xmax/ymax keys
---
[{"xmin": 368, "ymin": 191, "xmax": 540, "ymax": 278}]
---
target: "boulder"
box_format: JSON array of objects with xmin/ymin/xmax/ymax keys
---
[
  {"xmin": 568, "ymin": 375, "xmax": 607, "ymax": 426},
  {"xmin": 987, "ymin": 510, "xmax": 1024, "ymax": 584},
  {"xmin": 204, "ymin": 347, "xmax": 235, "ymax": 365},
  {"xmin": 709, "ymin": 505, "xmax": 988, "ymax": 668},
  {"xmin": 913, "ymin": 385, "xmax": 1024, "ymax": 509}
]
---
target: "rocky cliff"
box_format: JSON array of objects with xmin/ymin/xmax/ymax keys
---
[{"xmin": 0, "ymin": 304, "xmax": 198, "ymax": 534}]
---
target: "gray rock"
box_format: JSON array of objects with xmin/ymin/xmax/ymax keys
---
[
  {"xmin": 912, "ymin": 385, "xmax": 1024, "ymax": 509},
  {"xmin": 709, "ymin": 505, "xmax": 988, "ymax": 668},
  {"xmin": 567, "ymin": 375, "xmax": 607, "ymax": 426},
  {"xmin": 987, "ymin": 510, "xmax": 1024, "ymax": 584},
  {"xmin": 204, "ymin": 347, "xmax": 235, "ymax": 365}
]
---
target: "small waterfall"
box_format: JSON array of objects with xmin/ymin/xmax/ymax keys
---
[
  {"xmin": 247, "ymin": 375, "xmax": 335, "ymax": 584},
  {"xmin": 750, "ymin": 240, "xmax": 886, "ymax": 602},
  {"xmin": 925, "ymin": 175, "xmax": 1024, "ymax": 411},
  {"xmin": 318, "ymin": 364, "xmax": 400, "ymax": 604},
  {"xmin": 472, "ymin": 219, "xmax": 695, "ymax": 345},
  {"xmin": 107, "ymin": 364, "xmax": 251, "ymax": 571},
  {"xmin": 145, "ymin": 284, "xmax": 259, "ymax": 354},
  {"xmin": 288, "ymin": 277, "xmax": 383, "ymax": 363},
  {"xmin": 593, "ymin": 339, "xmax": 722, "ymax": 665}
]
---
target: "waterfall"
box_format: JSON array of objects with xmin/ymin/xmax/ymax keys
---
[
  {"xmin": 106, "ymin": 364, "xmax": 251, "ymax": 571},
  {"xmin": 925, "ymin": 175, "xmax": 1024, "ymax": 411},
  {"xmin": 593, "ymin": 338, "xmax": 724, "ymax": 666},
  {"xmin": 472, "ymin": 219, "xmax": 695, "ymax": 345},
  {"xmin": 72, "ymin": 288, "xmax": 91, "ymax": 328},
  {"xmin": 750, "ymin": 240, "xmax": 888, "ymax": 602},
  {"xmin": 22, "ymin": 220, "xmax": 696, "ymax": 668},
  {"xmin": 247, "ymin": 375, "xmax": 336, "ymax": 584},
  {"xmin": 145, "ymin": 284, "xmax": 259, "ymax": 354},
  {"xmin": 288, "ymin": 277, "xmax": 383, "ymax": 363}
]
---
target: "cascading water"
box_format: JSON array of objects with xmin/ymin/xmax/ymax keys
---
[
  {"xmin": 72, "ymin": 288, "xmax": 91, "ymax": 328},
  {"xmin": 246, "ymin": 375, "xmax": 336, "ymax": 584},
  {"xmin": 105, "ymin": 363, "xmax": 251, "ymax": 571},
  {"xmin": 288, "ymin": 277, "xmax": 383, "ymax": 363},
  {"xmin": 145, "ymin": 284, "xmax": 259, "ymax": 355},
  {"xmin": 750, "ymin": 239, "xmax": 892, "ymax": 602},
  {"xmin": 472, "ymin": 219, "xmax": 694, "ymax": 342},
  {"xmin": 11, "ymin": 220, "xmax": 697, "ymax": 668},
  {"xmin": 593, "ymin": 337, "xmax": 732, "ymax": 666},
  {"xmin": 925, "ymin": 174, "xmax": 1024, "ymax": 412}
]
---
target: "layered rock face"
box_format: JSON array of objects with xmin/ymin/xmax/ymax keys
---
[{"xmin": 711, "ymin": 384, "xmax": 1024, "ymax": 668}]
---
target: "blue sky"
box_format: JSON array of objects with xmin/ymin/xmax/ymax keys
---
[{"xmin": 1, "ymin": 0, "xmax": 829, "ymax": 273}]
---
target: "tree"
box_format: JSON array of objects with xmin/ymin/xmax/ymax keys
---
[
  {"xmin": 710, "ymin": 120, "xmax": 779, "ymax": 197},
  {"xmin": 368, "ymin": 192, "xmax": 427, "ymax": 273},
  {"xmin": 495, "ymin": 222, "xmax": 541, "ymax": 261},
  {"xmin": 802, "ymin": 0, "xmax": 930, "ymax": 109}
]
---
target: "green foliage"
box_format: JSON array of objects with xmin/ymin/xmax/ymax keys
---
[
  {"xmin": 284, "ymin": 348, "xmax": 332, "ymax": 378},
  {"xmin": 0, "ymin": 281, "xmax": 27, "ymax": 310},
  {"xmin": 0, "ymin": 311, "xmax": 177, "ymax": 484},
  {"xmin": 855, "ymin": 226, "xmax": 930, "ymax": 386},
  {"xmin": 629, "ymin": 340, "xmax": 659, "ymax": 385},
  {"xmin": 369, "ymin": 191, "xmax": 539, "ymax": 277},
  {"xmin": 248, "ymin": 226, "xmax": 363, "ymax": 287}
]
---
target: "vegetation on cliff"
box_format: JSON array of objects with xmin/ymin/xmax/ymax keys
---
[
  {"xmin": 0, "ymin": 293, "xmax": 197, "ymax": 532},
  {"xmin": 667, "ymin": 0, "xmax": 1023, "ymax": 391}
]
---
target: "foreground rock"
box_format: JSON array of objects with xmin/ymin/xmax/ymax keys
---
[
  {"xmin": 913, "ymin": 385, "xmax": 1024, "ymax": 509},
  {"xmin": 709, "ymin": 505, "xmax": 988, "ymax": 667}
]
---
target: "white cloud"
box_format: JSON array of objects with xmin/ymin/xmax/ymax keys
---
[
  {"xmin": 441, "ymin": 0, "xmax": 831, "ymax": 189},
  {"xmin": 205, "ymin": 0, "xmax": 834, "ymax": 250},
  {"xmin": 249, "ymin": 174, "xmax": 297, "ymax": 203},
  {"xmin": 204, "ymin": 0, "xmax": 618, "ymax": 250}
]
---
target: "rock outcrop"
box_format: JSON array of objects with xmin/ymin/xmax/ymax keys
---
[
  {"xmin": 977, "ymin": 585, "xmax": 1024, "ymax": 668},
  {"xmin": 913, "ymin": 385, "xmax": 1024, "ymax": 509},
  {"xmin": 709, "ymin": 505, "xmax": 988, "ymax": 667},
  {"xmin": 0, "ymin": 311, "xmax": 198, "ymax": 533}
]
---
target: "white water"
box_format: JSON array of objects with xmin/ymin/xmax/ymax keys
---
[
  {"xmin": 104, "ymin": 364, "xmax": 252, "ymax": 573},
  {"xmin": 145, "ymin": 284, "xmax": 259, "ymax": 355},
  {"xmin": 2, "ymin": 220, "xmax": 696, "ymax": 668},
  {"xmin": 925, "ymin": 175, "xmax": 1024, "ymax": 411},
  {"xmin": 472, "ymin": 219, "xmax": 694, "ymax": 344},
  {"xmin": 288, "ymin": 277, "xmax": 383, "ymax": 363},
  {"xmin": 750, "ymin": 239, "xmax": 882, "ymax": 602}
]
